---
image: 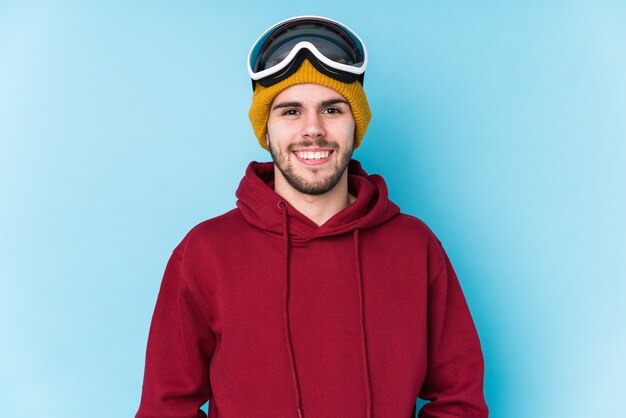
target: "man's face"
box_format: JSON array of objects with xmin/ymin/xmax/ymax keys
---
[{"xmin": 266, "ymin": 83, "xmax": 356, "ymax": 195}]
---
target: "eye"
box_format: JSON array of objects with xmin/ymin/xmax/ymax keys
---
[
  {"xmin": 323, "ymin": 107, "xmax": 342, "ymax": 115},
  {"xmin": 282, "ymin": 109, "xmax": 300, "ymax": 116}
]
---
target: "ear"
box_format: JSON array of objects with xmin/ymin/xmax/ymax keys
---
[{"xmin": 266, "ymin": 132, "xmax": 270, "ymax": 147}]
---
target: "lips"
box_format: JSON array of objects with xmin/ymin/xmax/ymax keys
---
[
  {"xmin": 292, "ymin": 148, "xmax": 334, "ymax": 166},
  {"xmin": 293, "ymin": 150, "xmax": 331, "ymax": 160}
]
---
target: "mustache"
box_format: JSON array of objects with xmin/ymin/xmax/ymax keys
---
[{"xmin": 287, "ymin": 138, "xmax": 338, "ymax": 150}]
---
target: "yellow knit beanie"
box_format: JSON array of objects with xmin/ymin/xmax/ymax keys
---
[{"xmin": 248, "ymin": 59, "xmax": 372, "ymax": 151}]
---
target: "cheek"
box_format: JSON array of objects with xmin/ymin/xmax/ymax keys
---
[
  {"xmin": 337, "ymin": 119, "xmax": 356, "ymax": 146},
  {"xmin": 266, "ymin": 117, "xmax": 277, "ymax": 137},
  {"xmin": 266, "ymin": 121, "xmax": 280, "ymax": 147},
  {"xmin": 266, "ymin": 119, "xmax": 293, "ymax": 143}
]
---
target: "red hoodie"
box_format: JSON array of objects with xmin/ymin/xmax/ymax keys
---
[{"xmin": 136, "ymin": 160, "xmax": 488, "ymax": 418}]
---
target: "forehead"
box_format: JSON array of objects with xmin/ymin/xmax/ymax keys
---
[{"xmin": 273, "ymin": 83, "xmax": 347, "ymax": 103}]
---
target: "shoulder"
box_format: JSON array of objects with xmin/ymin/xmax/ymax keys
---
[
  {"xmin": 172, "ymin": 208, "xmax": 247, "ymax": 256},
  {"xmin": 383, "ymin": 213, "xmax": 442, "ymax": 246},
  {"xmin": 392, "ymin": 213, "xmax": 436, "ymax": 233},
  {"xmin": 376, "ymin": 213, "xmax": 447, "ymax": 278},
  {"xmin": 189, "ymin": 208, "xmax": 243, "ymax": 234}
]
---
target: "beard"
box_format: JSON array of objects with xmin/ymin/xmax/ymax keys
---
[{"xmin": 268, "ymin": 137, "xmax": 353, "ymax": 195}]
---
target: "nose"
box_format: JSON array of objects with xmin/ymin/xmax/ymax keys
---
[{"xmin": 301, "ymin": 112, "xmax": 326, "ymax": 139}]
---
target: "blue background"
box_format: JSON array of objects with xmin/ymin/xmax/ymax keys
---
[{"xmin": 1, "ymin": 1, "xmax": 625, "ymax": 417}]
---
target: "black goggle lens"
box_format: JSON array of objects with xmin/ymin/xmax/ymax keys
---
[{"xmin": 253, "ymin": 20, "xmax": 364, "ymax": 73}]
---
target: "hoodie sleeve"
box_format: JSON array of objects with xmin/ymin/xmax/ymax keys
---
[
  {"xmin": 136, "ymin": 250, "xmax": 215, "ymax": 418},
  {"xmin": 418, "ymin": 244, "xmax": 489, "ymax": 418}
]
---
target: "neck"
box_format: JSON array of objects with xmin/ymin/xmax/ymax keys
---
[{"xmin": 274, "ymin": 170, "xmax": 355, "ymax": 226}]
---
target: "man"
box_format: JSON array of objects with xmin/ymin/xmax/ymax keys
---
[{"xmin": 136, "ymin": 16, "xmax": 488, "ymax": 418}]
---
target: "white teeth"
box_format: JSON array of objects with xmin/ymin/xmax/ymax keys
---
[{"xmin": 296, "ymin": 151, "xmax": 330, "ymax": 160}]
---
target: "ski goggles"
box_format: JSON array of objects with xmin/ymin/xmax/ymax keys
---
[{"xmin": 247, "ymin": 16, "xmax": 368, "ymax": 90}]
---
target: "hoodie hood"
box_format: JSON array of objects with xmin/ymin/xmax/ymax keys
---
[{"xmin": 235, "ymin": 159, "xmax": 400, "ymax": 239}]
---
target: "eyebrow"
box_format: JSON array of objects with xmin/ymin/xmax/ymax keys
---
[
  {"xmin": 272, "ymin": 101, "xmax": 302, "ymax": 111},
  {"xmin": 321, "ymin": 98, "xmax": 350, "ymax": 108},
  {"xmin": 271, "ymin": 98, "xmax": 350, "ymax": 111}
]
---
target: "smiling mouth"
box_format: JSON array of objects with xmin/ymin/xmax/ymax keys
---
[{"xmin": 293, "ymin": 150, "xmax": 333, "ymax": 161}]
